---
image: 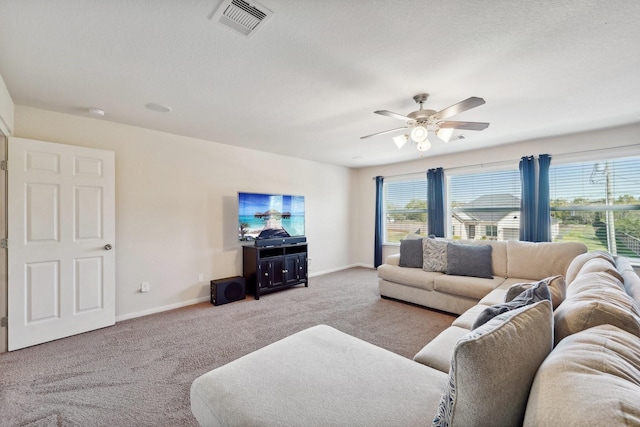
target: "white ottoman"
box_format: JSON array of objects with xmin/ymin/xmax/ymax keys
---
[{"xmin": 191, "ymin": 325, "xmax": 448, "ymax": 426}]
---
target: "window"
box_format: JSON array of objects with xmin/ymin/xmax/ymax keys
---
[
  {"xmin": 449, "ymin": 168, "xmax": 521, "ymax": 241},
  {"xmin": 383, "ymin": 175, "xmax": 428, "ymax": 243},
  {"xmin": 549, "ymin": 157, "xmax": 640, "ymax": 260}
]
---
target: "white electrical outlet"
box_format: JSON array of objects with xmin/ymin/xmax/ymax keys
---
[
  {"xmin": 198, "ymin": 273, "xmax": 204, "ymax": 282},
  {"xmin": 140, "ymin": 282, "xmax": 150, "ymax": 293}
]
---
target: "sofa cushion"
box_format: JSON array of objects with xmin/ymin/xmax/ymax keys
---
[
  {"xmin": 566, "ymin": 271, "xmax": 625, "ymax": 297},
  {"xmin": 505, "ymin": 275, "xmax": 566, "ymax": 309},
  {"xmin": 422, "ymin": 237, "xmax": 448, "ymax": 272},
  {"xmin": 554, "ymin": 285, "xmax": 640, "ymax": 345},
  {"xmin": 413, "ymin": 326, "xmax": 469, "ymax": 373},
  {"xmin": 191, "ymin": 325, "xmax": 449, "ymax": 427},
  {"xmin": 565, "ymin": 250, "xmax": 616, "ymax": 285},
  {"xmin": 472, "ymin": 281, "xmax": 551, "ymax": 329},
  {"xmin": 506, "ymin": 241, "xmax": 587, "ymax": 281},
  {"xmin": 432, "ymin": 300, "xmax": 553, "ymax": 427},
  {"xmin": 477, "ymin": 279, "xmax": 522, "ymax": 306},
  {"xmin": 433, "ymin": 274, "xmax": 506, "ymax": 300},
  {"xmin": 575, "ymin": 257, "xmax": 624, "ymax": 283},
  {"xmin": 452, "ymin": 304, "xmax": 488, "ymax": 329},
  {"xmin": 524, "ymin": 324, "xmax": 640, "ymax": 426},
  {"xmin": 398, "ymin": 238, "xmax": 424, "ymax": 268},
  {"xmin": 377, "ymin": 264, "xmax": 439, "ymax": 291},
  {"xmin": 446, "ymin": 243, "xmax": 492, "ymax": 279}
]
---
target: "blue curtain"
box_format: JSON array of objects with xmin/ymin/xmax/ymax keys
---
[
  {"xmin": 519, "ymin": 156, "xmax": 536, "ymax": 241},
  {"xmin": 536, "ymin": 154, "xmax": 552, "ymax": 242},
  {"xmin": 427, "ymin": 168, "xmax": 446, "ymax": 237},
  {"xmin": 374, "ymin": 176, "xmax": 384, "ymax": 268}
]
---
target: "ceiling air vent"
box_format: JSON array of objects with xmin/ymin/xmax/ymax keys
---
[{"xmin": 211, "ymin": 0, "xmax": 274, "ymax": 37}]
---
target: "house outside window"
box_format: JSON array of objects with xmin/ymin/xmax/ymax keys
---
[
  {"xmin": 383, "ymin": 175, "xmax": 428, "ymax": 243},
  {"xmin": 449, "ymin": 168, "xmax": 521, "ymax": 241},
  {"xmin": 549, "ymin": 157, "xmax": 640, "ymax": 261}
]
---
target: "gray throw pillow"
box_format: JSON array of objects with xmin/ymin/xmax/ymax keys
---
[
  {"xmin": 398, "ymin": 238, "xmax": 423, "ymax": 268},
  {"xmin": 505, "ymin": 275, "xmax": 566, "ymax": 309},
  {"xmin": 446, "ymin": 243, "xmax": 492, "ymax": 279},
  {"xmin": 432, "ymin": 300, "xmax": 553, "ymax": 427},
  {"xmin": 423, "ymin": 237, "xmax": 448, "ymax": 272},
  {"xmin": 472, "ymin": 281, "xmax": 551, "ymax": 329}
]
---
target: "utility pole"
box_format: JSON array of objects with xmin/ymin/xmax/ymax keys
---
[{"xmin": 604, "ymin": 161, "xmax": 617, "ymax": 254}]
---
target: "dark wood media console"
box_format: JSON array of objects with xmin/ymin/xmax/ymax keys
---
[{"xmin": 242, "ymin": 243, "xmax": 308, "ymax": 299}]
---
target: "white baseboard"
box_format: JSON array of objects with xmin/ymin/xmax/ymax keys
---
[
  {"xmin": 309, "ymin": 263, "xmax": 374, "ymax": 277},
  {"xmin": 115, "ymin": 296, "xmax": 210, "ymax": 322},
  {"xmin": 115, "ymin": 265, "xmax": 375, "ymax": 322}
]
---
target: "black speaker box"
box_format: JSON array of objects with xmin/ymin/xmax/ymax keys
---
[{"xmin": 210, "ymin": 276, "xmax": 246, "ymax": 306}]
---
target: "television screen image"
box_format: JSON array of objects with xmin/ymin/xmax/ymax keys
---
[{"xmin": 238, "ymin": 192, "xmax": 305, "ymax": 241}]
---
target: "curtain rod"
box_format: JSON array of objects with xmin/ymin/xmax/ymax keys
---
[{"xmin": 373, "ymin": 143, "xmax": 640, "ymax": 180}]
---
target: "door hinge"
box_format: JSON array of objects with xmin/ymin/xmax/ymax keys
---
[
  {"xmin": 0, "ymin": 160, "xmax": 6, "ymax": 171},
  {"xmin": 1, "ymin": 317, "xmax": 7, "ymax": 328},
  {"xmin": 0, "ymin": 238, "xmax": 7, "ymax": 249}
]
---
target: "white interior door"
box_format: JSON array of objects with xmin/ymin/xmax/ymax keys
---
[{"xmin": 8, "ymin": 137, "xmax": 115, "ymax": 350}]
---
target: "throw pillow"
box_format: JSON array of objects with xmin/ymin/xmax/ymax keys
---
[
  {"xmin": 432, "ymin": 300, "xmax": 553, "ymax": 427},
  {"xmin": 423, "ymin": 237, "xmax": 448, "ymax": 272},
  {"xmin": 472, "ymin": 281, "xmax": 551, "ymax": 329},
  {"xmin": 398, "ymin": 238, "xmax": 424, "ymax": 268},
  {"xmin": 446, "ymin": 243, "xmax": 492, "ymax": 279},
  {"xmin": 505, "ymin": 275, "xmax": 566, "ymax": 309}
]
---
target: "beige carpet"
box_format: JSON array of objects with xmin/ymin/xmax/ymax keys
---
[{"xmin": 0, "ymin": 267, "xmax": 455, "ymax": 427}]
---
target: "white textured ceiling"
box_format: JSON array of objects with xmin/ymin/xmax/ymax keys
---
[{"xmin": 1, "ymin": 1, "xmax": 639, "ymax": 168}]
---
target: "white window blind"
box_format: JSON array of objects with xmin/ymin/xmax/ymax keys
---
[
  {"xmin": 549, "ymin": 156, "xmax": 640, "ymax": 259},
  {"xmin": 449, "ymin": 169, "xmax": 521, "ymax": 241},
  {"xmin": 383, "ymin": 175, "xmax": 428, "ymax": 243}
]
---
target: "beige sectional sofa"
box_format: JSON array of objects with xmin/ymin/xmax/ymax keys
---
[
  {"xmin": 378, "ymin": 239, "xmax": 587, "ymax": 314},
  {"xmin": 191, "ymin": 244, "xmax": 640, "ymax": 426}
]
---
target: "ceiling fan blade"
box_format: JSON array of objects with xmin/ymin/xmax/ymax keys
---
[
  {"xmin": 374, "ymin": 110, "xmax": 413, "ymax": 121},
  {"xmin": 432, "ymin": 97, "xmax": 485, "ymax": 120},
  {"xmin": 360, "ymin": 127, "xmax": 408, "ymax": 139},
  {"xmin": 438, "ymin": 121, "xmax": 490, "ymax": 130}
]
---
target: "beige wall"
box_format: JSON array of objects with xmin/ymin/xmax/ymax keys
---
[
  {"xmin": 0, "ymin": 73, "xmax": 14, "ymax": 136},
  {"xmin": 14, "ymin": 105, "xmax": 355, "ymax": 320},
  {"xmin": 352, "ymin": 123, "xmax": 640, "ymax": 266}
]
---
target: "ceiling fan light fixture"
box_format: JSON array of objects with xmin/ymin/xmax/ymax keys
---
[
  {"xmin": 410, "ymin": 126, "xmax": 428, "ymax": 142},
  {"xmin": 392, "ymin": 134, "xmax": 409, "ymax": 149},
  {"xmin": 436, "ymin": 127, "xmax": 454, "ymax": 143},
  {"xmin": 416, "ymin": 139, "xmax": 431, "ymax": 152}
]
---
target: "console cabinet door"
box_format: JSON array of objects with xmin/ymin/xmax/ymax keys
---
[
  {"xmin": 270, "ymin": 258, "xmax": 284, "ymax": 287},
  {"xmin": 258, "ymin": 257, "xmax": 285, "ymax": 288},
  {"xmin": 257, "ymin": 259, "xmax": 273, "ymax": 289},
  {"xmin": 283, "ymin": 255, "xmax": 299, "ymax": 285},
  {"xmin": 297, "ymin": 253, "xmax": 308, "ymax": 282}
]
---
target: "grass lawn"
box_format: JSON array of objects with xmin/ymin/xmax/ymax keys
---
[{"xmin": 555, "ymin": 224, "xmax": 608, "ymax": 251}]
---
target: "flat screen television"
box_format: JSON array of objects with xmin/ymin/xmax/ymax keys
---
[{"xmin": 238, "ymin": 192, "xmax": 305, "ymax": 242}]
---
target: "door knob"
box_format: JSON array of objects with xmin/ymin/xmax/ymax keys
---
[{"xmin": 104, "ymin": 244, "xmax": 113, "ymax": 250}]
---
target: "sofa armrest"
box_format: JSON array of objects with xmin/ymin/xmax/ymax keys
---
[{"xmin": 385, "ymin": 253, "xmax": 400, "ymax": 266}]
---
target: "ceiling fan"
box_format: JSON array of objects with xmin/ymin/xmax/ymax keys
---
[{"xmin": 361, "ymin": 93, "xmax": 489, "ymax": 152}]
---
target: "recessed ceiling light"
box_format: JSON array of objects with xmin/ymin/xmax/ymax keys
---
[
  {"xmin": 88, "ymin": 108, "xmax": 105, "ymax": 117},
  {"xmin": 145, "ymin": 103, "xmax": 172, "ymax": 113}
]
